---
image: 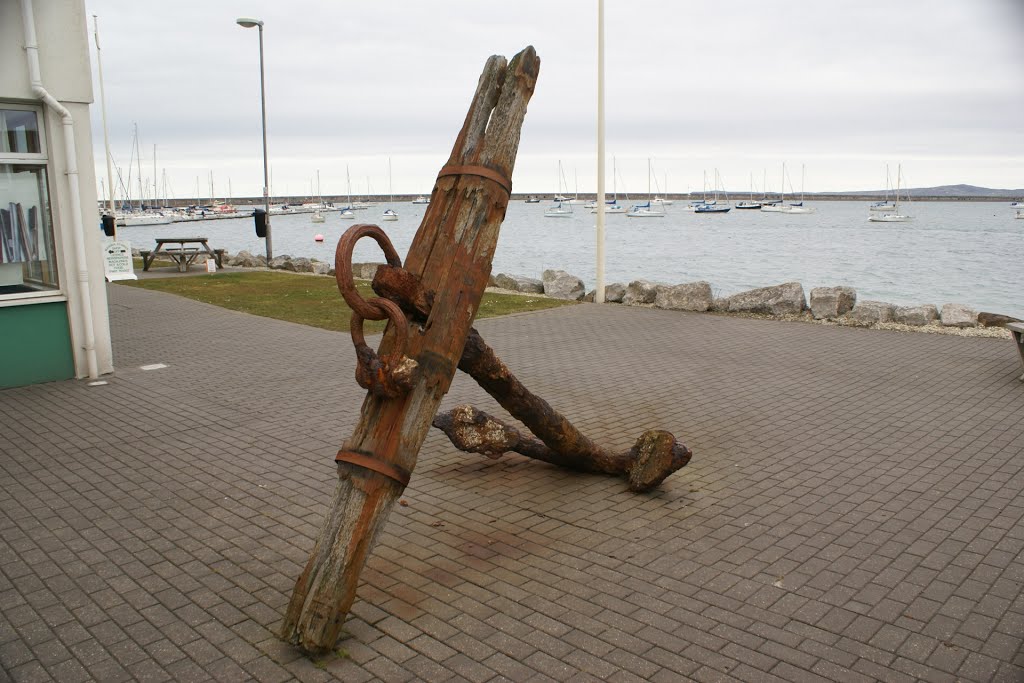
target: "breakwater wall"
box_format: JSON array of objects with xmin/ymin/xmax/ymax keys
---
[{"xmin": 496, "ymin": 269, "xmax": 1019, "ymax": 330}]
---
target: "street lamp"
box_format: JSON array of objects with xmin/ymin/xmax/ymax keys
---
[{"xmin": 236, "ymin": 17, "xmax": 272, "ymax": 263}]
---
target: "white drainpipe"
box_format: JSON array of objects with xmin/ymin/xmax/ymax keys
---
[{"xmin": 20, "ymin": 0, "xmax": 99, "ymax": 379}]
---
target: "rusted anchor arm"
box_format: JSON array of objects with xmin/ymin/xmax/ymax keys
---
[{"xmin": 372, "ymin": 265, "xmax": 692, "ymax": 492}]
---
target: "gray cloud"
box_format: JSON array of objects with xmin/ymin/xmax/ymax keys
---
[{"xmin": 85, "ymin": 0, "xmax": 1023, "ymax": 199}]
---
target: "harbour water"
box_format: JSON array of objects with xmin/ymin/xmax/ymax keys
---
[{"xmin": 118, "ymin": 200, "xmax": 1024, "ymax": 319}]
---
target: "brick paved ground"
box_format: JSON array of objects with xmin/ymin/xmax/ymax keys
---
[{"xmin": 1, "ymin": 283, "xmax": 1022, "ymax": 682}]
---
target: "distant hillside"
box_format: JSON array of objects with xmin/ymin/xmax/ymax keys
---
[{"xmin": 835, "ymin": 184, "xmax": 1024, "ymax": 198}]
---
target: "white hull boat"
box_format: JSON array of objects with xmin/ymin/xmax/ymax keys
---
[
  {"xmin": 761, "ymin": 164, "xmax": 814, "ymax": 214},
  {"xmin": 591, "ymin": 203, "xmax": 627, "ymax": 214},
  {"xmin": 869, "ymin": 213, "xmax": 912, "ymax": 222},
  {"xmin": 626, "ymin": 202, "xmax": 665, "ymax": 218},
  {"xmin": 589, "ymin": 158, "xmax": 629, "ymax": 214},
  {"xmin": 868, "ymin": 164, "xmax": 912, "ymax": 222},
  {"xmin": 544, "ymin": 202, "xmax": 573, "ymax": 218},
  {"xmin": 546, "ymin": 162, "xmax": 574, "ymax": 217},
  {"xmin": 118, "ymin": 212, "xmax": 173, "ymax": 227},
  {"xmin": 381, "ymin": 159, "xmax": 399, "ymax": 221},
  {"xmin": 628, "ymin": 159, "xmax": 666, "ymax": 217}
]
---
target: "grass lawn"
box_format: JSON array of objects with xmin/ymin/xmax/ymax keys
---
[{"xmin": 119, "ymin": 270, "xmax": 575, "ymax": 333}]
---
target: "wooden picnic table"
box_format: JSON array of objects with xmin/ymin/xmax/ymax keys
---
[{"xmin": 141, "ymin": 237, "xmax": 223, "ymax": 272}]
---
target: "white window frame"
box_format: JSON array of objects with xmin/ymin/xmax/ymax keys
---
[
  {"xmin": 0, "ymin": 102, "xmax": 48, "ymax": 161},
  {"xmin": 0, "ymin": 101, "xmax": 64, "ymax": 305}
]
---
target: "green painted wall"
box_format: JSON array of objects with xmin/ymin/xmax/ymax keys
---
[{"xmin": 0, "ymin": 302, "xmax": 74, "ymax": 388}]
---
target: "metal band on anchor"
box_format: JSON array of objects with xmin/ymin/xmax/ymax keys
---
[
  {"xmin": 437, "ymin": 164, "xmax": 513, "ymax": 195},
  {"xmin": 336, "ymin": 450, "xmax": 411, "ymax": 487}
]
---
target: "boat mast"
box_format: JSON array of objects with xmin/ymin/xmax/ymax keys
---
[
  {"xmin": 613, "ymin": 157, "xmax": 617, "ymax": 201},
  {"xmin": 134, "ymin": 123, "xmax": 143, "ymax": 210},
  {"xmin": 895, "ymin": 164, "xmax": 901, "ymax": 211}
]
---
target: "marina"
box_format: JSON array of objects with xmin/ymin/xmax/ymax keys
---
[{"xmin": 117, "ymin": 199, "xmax": 1024, "ymax": 319}]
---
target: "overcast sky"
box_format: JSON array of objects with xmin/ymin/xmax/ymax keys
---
[{"xmin": 83, "ymin": 0, "xmax": 1024, "ymax": 201}]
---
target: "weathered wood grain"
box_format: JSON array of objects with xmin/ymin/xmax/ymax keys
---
[{"xmin": 280, "ymin": 46, "xmax": 539, "ymax": 654}]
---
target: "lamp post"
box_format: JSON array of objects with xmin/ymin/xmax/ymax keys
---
[{"xmin": 236, "ymin": 17, "xmax": 272, "ymax": 262}]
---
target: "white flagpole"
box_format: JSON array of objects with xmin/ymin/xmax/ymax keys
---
[{"xmin": 93, "ymin": 16, "xmax": 116, "ymax": 218}]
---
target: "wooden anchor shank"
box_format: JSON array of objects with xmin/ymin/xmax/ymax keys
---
[{"xmin": 280, "ymin": 47, "xmax": 539, "ymax": 654}]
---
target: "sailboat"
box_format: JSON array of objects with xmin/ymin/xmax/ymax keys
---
[
  {"xmin": 382, "ymin": 158, "xmax": 398, "ymax": 221},
  {"xmin": 694, "ymin": 169, "xmax": 731, "ymax": 213},
  {"xmin": 762, "ymin": 163, "xmax": 815, "ymax": 214},
  {"xmin": 760, "ymin": 168, "xmax": 780, "ymax": 207},
  {"xmin": 784, "ymin": 165, "xmax": 816, "ymax": 213},
  {"xmin": 589, "ymin": 157, "xmax": 627, "ymax": 213},
  {"xmin": 685, "ymin": 170, "xmax": 714, "ymax": 211},
  {"xmin": 339, "ymin": 166, "xmax": 355, "ymax": 219},
  {"xmin": 868, "ymin": 164, "xmax": 912, "ymax": 222},
  {"xmin": 568, "ymin": 169, "xmax": 583, "ymax": 203},
  {"xmin": 870, "ymin": 165, "xmax": 897, "ymax": 212},
  {"xmin": 652, "ymin": 170, "xmax": 674, "ymax": 206},
  {"xmin": 761, "ymin": 164, "xmax": 789, "ymax": 213},
  {"xmin": 627, "ymin": 159, "xmax": 666, "ymax": 218},
  {"xmin": 735, "ymin": 172, "xmax": 762, "ymax": 209},
  {"xmin": 545, "ymin": 161, "xmax": 573, "ymax": 217},
  {"xmin": 311, "ymin": 170, "xmax": 326, "ymax": 223}
]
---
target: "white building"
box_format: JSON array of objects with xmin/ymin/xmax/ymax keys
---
[{"xmin": 0, "ymin": 0, "xmax": 112, "ymax": 388}]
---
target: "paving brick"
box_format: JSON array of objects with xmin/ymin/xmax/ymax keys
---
[{"xmin": 2, "ymin": 284, "xmax": 1023, "ymax": 683}]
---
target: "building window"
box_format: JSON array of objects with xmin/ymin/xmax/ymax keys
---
[{"xmin": 0, "ymin": 106, "xmax": 58, "ymax": 294}]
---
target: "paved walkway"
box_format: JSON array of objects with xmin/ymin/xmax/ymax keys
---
[{"xmin": 1, "ymin": 283, "xmax": 1022, "ymax": 682}]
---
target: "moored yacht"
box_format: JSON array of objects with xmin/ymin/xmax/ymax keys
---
[
  {"xmin": 544, "ymin": 201, "xmax": 573, "ymax": 218},
  {"xmin": 868, "ymin": 164, "xmax": 911, "ymax": 222}
]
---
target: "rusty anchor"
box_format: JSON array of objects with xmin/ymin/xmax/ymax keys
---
[{"xmin": 280, "ymin": 45, "xmax": 690, "ymax": 655}]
